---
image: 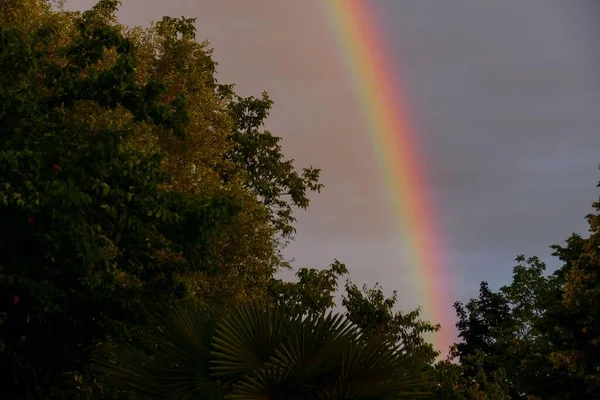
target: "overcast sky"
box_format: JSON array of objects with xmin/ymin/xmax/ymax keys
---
[{"xmin": 66, "ymin": 0, "xmax": 600, "ymax": 346}]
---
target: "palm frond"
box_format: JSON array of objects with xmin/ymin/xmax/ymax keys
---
[
  {"xmin": 91, "ymin": 343, "xmax": 168, "ymax": 399},
  {"xmin": 272, "ymin": 311, "xmax": 357, "ymax": 384},
  {"xmin": 92, "ymin": 300, "xmax": 432, "ymax": 400},
  {"xmin": 331, "ymin": 339, "xmax": 431, "ymax": 399},
  {"xmin": 210, "ymin": 301, "xmax": 301, "ymax": 379},
  {"xmin": 92, "ymin": 303, "xmax": 223, "ymax": 399}
]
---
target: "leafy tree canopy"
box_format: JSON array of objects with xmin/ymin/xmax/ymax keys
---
[
  {"xmin": 0, "ymin": 0, "xmax": 324, "ymax": 396},
  {"xmin": 447, "ymin": 172, "xmax": 600, "ymax": 399}
]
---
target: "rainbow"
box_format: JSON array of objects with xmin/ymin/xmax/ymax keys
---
[{"xmin": 323, "ymin": 0, "xmax": 454, "ymax": 355}]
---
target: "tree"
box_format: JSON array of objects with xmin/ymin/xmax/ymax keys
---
[
  {"xmin": 267, "ymin": 262, "xmax": 443, "ymax": 394},
  {"xmin": 113, "ymin": 5, "xmax": 324, "ymax": 307},
  {"xmin": 449, "ymin": 178, "xmax": 600, "ymax": 400},
  {"xmin": 0, "ymin": 0, "xmax": 328, "ymax": 396},
  {"xmin": 92, "ymin": 300, "xmax": 432, "ymax": 399},
  {"xmin": 121, "ymin": 15, "xmax": 289, "ymax": 307},
  {"xmin": 451, "ymin": 257, "xmax": 566, "ymax": 399},
  {"xmin": 498, "ymin": 256, "xmax": 566, "ymax": 399},
  {"xmin": 0, "ymin": 1, "xmax": 246, "ymax": 396},
  {"xmin": 433, "ymin": 346, "xmax": 510, "ymax": 400},
  {"xmin": 342, "ymin": 281, "xmax": 440, "ymax": 368},
  {"xmin": 453, "ymin": 281, "xmax": 513, "ymax": 395},
  {"xmin": 268, "ymin": 262, "xmax": 439, "ymax": 368},
  {"xmin": 218, "ymin": 87, "xmax": 324, "ymax": 240},
  {"xmin": 267, "ymin": 260, "xmax": 348, "ymax": 315},
  {"xmin": 544, "ymin": 173, "xmax": 600, "ymax": 399}
]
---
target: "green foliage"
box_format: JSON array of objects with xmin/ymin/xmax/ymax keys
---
[
  {"xmin": 267, "ymin": 262, "xmax": 440, "ymax": 396},
  {"xmin": 268, "ymin": 260, "xmax": 348, "ymax": 315},
  {"xmin": 267, "ymin": 262, "xmax": 439, "ymax": 368},
  {"xmin": 342, "ymin": 281, "xmax": 440, "ymax": 367},
  {"xmin": 219, "ymin": 86, "xmax": 324, "ymax": 239},
  {"xmin": 451, "ymin": 258, "xmax": 567, "ymax": 399},
  {"xmin": 543, "ymin": 175, "xmax": 600, "ymax": 398},
  {"xmin": 0, "ymin": 0, "xmax": 328, "ymax": 397},
  {"xmin": 433, "ymin": 347, "xmax": 510, "ymax": 400},
  {"xmin": 93, "ymin": 300, "xmax": 432, "ymax": 399},
  {"xmin": 448, "ymin": 168, "xmax": 600, "ymax": 400},
  {"xmin": 0, "ymin": 1, "xmax": 239, "ymax": 397}
]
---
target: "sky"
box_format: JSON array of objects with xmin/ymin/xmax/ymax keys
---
[{"xmin": 65, "ymin": 0, "xmax": 600, "ymax": 345}]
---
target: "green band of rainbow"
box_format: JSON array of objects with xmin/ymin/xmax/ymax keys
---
[{"xmin": 323, "ymin": 0, "xmax": 453, "ymax": 354}]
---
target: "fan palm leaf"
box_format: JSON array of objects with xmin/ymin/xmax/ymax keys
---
[
  {"xmin": 210, "ymin": 300, "xmax": 301, "ymax": 379},
  {"xmin": 226, "ymin": 310, "xmax": 357, "ymax": 399},
  {"xmin": 92, "ymin": 300, "xmax": 432, "ymax": 399},
  {"xmin": 92, "ymin": 302, "xmax": 223, "ymax": 399}
]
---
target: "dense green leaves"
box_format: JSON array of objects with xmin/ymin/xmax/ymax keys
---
[
  {"xmin": 219, "ymin": 88, "xmax": 324, "ymax": 239},
  {"xmin": 0, "ymin": 2, "xmax": 242, "ymax": 397},
  {"xmin": 268, "ymin": 260, "xmax": 349, "ymax": 315},
  {"xmin": 0, "ymin": 1, "xmax": 323, "ymax": 397},
  {"xmin": 433, "ymin": 347, "xmax": 510, "ymax": 400},
  {"xmin": 444, "ymin": 173, "xmax": 600, "ymax": 399},
  {"xmin": 544, "ymin": 187, "xmax": 600, "ymax": 398},
  {"xmin": 343, "ymin": 281, "xmax": 440, "ymax": 365}
]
